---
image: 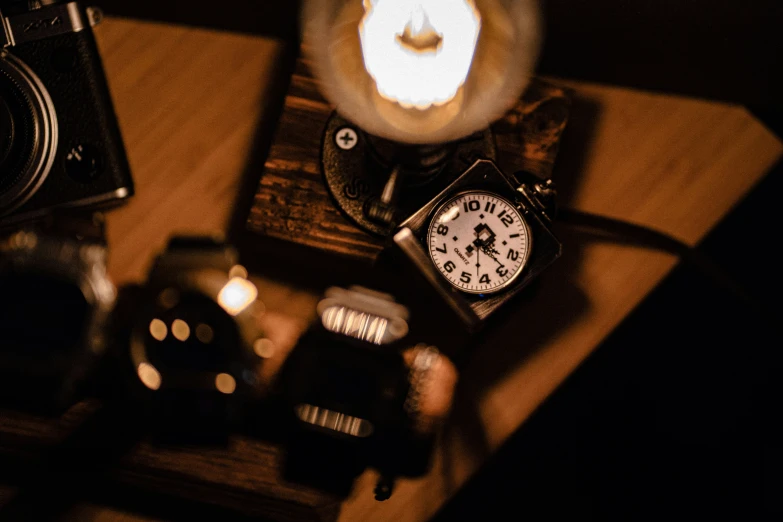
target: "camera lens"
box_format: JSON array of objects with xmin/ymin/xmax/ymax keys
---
[
  {"xmin": 0, "ymin": 270, "xmax": 89, "ymax": 354},
  {"xmin": 0, "ymin": 54, "xmax": 58, "ymax": 214}
]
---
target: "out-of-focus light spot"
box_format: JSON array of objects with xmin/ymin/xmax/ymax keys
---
[
  {"xmin": 158, "ymin": 288, "xmax": 179, "ymax": 309},
  {"xmin": 149, "ymin": 319, "xmax": 167, "ymax": 341},
  {"xmin": 218, "ymin": 277, "xmax": 258, "ymax": 316},
  {"xmin": 215, "ymin": 373, "xmax": 236, "ymax": 394},
  {"xmin": 171, "ymin": 319, "xmax": 191, "ymax": 341},
  {"xmin": 138, "ymin": 362, "xmax": 162, "ymax": 390},
  {"xmin": 295, "ymin": 403, "xmax": 374, "ymax": 437},
  {"xmin": 195, "ymin": 324, "xmax": 214, "ymax": 344},
  {"xmin": 253, "ymin": 338, "xmax": 275, "ymax": 359},
  {"xmin": 228, "ymin": 265, "xmax": 249, "ymax": 280},
  {"xmin": 438, "ymin": 206, "xmax": 460, "ymax": 223}
]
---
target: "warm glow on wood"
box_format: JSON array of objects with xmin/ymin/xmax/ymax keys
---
[{"xmin": 359, "ymin": 0, "xmax": 481, "ymax": 110}]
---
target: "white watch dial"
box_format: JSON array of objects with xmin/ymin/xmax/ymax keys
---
[{"xmin": 427, "ymin": 191, "xmax": 532, "ymax": 294}]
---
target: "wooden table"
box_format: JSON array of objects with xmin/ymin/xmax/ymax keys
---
[{"xmin": 1, "ymin": 17, "xmax": 781, "ymax": 522}]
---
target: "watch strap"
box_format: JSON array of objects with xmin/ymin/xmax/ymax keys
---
[{"xmin": 151, "ymin": 235, "xmax": 238, "ymax": 276}]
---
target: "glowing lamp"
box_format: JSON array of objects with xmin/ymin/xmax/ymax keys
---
[
  {"xmin": 218, "ymin": 276, "xmax": 259, "ymax": 316},
  {"xmin": 245, "ymin": 0, "xmax": 568, "ymax": 259},
  {"xmin": 359, "ymin": 0, "xmax": 481, "ymax": 110},
  {"xmin": 301, "ymin": 0, "xmax": 541, "ymax": 145}
]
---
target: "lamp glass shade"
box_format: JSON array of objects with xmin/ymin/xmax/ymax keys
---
[{"xmin": 301, "ymin": 0, "xmax": 542, "ymax": 145}]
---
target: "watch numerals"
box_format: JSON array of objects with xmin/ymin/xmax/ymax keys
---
[
  {"xmin": 463, "ymin": 200, "xmax": 480, "ymax": 212},
  {"xmin": 429, "ymin": 191, "xmax": 530, "ymax": 295}
]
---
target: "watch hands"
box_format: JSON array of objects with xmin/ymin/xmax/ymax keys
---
[
  {"xmin": 481, "ymin": 244, "xmax": 503, "ymax": 266},
  {"xmin": 476, "ymin": 240, "xmax": 481, "ymax": 276}
]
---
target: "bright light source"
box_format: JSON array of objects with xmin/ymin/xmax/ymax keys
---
[
  {"xmin": 217, "ymin": 277, "xmax": 258, "ymax": 316},
  {"xmin": 171, "ymin": 319, "xmax": 191, "ymax": 341},
  {"xmin": 215, "ymin": 373, "xmax": 237, "ymax": 395},
  {"xmin": 137, "ymin": 362, "xmax": 162, "ymax": 390},
  {"xmin": 149, "ymin": 319, "xmax": 168, "ymax": 341},
  {"xmin": 253, "ymin": 338, "xmax": 276, "ymax": 359},
  {"xmin": 359, "ymin": 0, "xmax": 481, "ymax": 110}
]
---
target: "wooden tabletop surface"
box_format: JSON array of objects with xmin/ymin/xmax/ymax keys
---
[{"xmin": 2, "ymin": 16, "xmax": 781, "ymax": 521}]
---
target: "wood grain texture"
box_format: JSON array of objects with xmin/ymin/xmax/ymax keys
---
[
  {"xmin": 336, "ymin": 81, "xmax": 783, "ymax": 522},
  {"xmin": 245, "ymin": 53, "xmax": 571, "ymax": 262},
  {"xmin": 0, "ymin": 17, "xmax": 780, "ymax": 522}
]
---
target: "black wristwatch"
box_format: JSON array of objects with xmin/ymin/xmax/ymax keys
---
[
  {"xmin": 391, "ymin": 159, "xmax": 562, "ymax": 330},
  {"xmin": 116, "ymin": 236, "xmax": 267, "ymax": 440}
]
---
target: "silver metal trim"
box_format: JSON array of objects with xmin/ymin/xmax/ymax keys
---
[
  {"xmin": 86, "ymin": 6, "xmax": 103, "ymax": 27},
  {"xmin": 317, "ymin": 286, "xmax": 410, "ymax": 344},
  {"xmin": 0, "ymin": 52, "xmax": 59, "ymax": 215},
  {"xmin": 1, "ymin": 10, "xmax": 14, "ymax": 48},
  {"xmin": 0, "ymin": 188, "xmax": 131, "ymax": 228},
  {"xmin": 4, "ymin": 1, "xmax": 86, "ymax": 47},
  {"xmin": 295, "ymin": 403, "xmax": 374, "ymax": 438},
  {"xmin": 60, "ymin": 187, "xmax": 131, "ymax": 208}
]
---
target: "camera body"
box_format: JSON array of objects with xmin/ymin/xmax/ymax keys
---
[{"xmin": 0, "ymin": 0, "xmax": 133, "ymax": 226}]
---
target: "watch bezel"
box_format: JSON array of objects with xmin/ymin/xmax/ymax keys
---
[{"xmin": 425, "ymin": 189, "xmax": 533, "ymax": 295}]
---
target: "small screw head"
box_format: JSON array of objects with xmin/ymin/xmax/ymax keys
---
[{"xmin": 335, "ymin": 127, "xmax": 358, "ymax": 150}]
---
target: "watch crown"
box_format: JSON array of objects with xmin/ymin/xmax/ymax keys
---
[{"xmin": 515, "ymin": 171, "xmax": 557, "ymax": 222}]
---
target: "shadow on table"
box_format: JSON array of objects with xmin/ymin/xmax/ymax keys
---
[
  {"xmin": 439, "ymin": 92, "xmax": 604, "ymax": 478},
  {"xmin": 227, "ymin": 86, "xmax": 606, "ymax": 478}
]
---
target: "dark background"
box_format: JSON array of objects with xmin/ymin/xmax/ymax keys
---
[{"xmin": 57, "ymin": 0, "xmax": 783, "ymax": 519}]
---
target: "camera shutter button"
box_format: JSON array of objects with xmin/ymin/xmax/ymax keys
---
[{"xmin": 65, "ymin": 144, "xmax": 103, "ymax": 183}]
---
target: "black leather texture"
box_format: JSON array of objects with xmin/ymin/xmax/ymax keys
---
[{"xmin": 2, "ymin": 4, "xmax": 133, "ymax": 224}]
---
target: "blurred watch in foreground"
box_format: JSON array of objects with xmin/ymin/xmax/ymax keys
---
[{"xmin": 114, "ymin": 236, "xmax": 269, "ymax": 442}]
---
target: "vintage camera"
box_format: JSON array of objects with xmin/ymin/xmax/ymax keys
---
[
  {"xmin": 0, "ymin": 0, "xmax": 133, "ymax": 227},
  {"xmin": 111, "ymin": 236, "xmax": 269, "ymax": 442},
  {"xmin": 281, "ymin": 286, "xmax": 458, "ymax": 500},
  {"xmin": 0, "ymin": 211, "xmax": 116, "ymax": 412}
]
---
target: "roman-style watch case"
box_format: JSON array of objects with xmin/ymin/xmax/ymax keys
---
[{"xmin": 391, "ymin": 159, "xmax": 562, "ymax": 331}]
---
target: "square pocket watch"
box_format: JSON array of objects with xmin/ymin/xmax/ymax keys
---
[{"xmin": 391, "ymin": 159, "xmax": 562, "ymax": 332}]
